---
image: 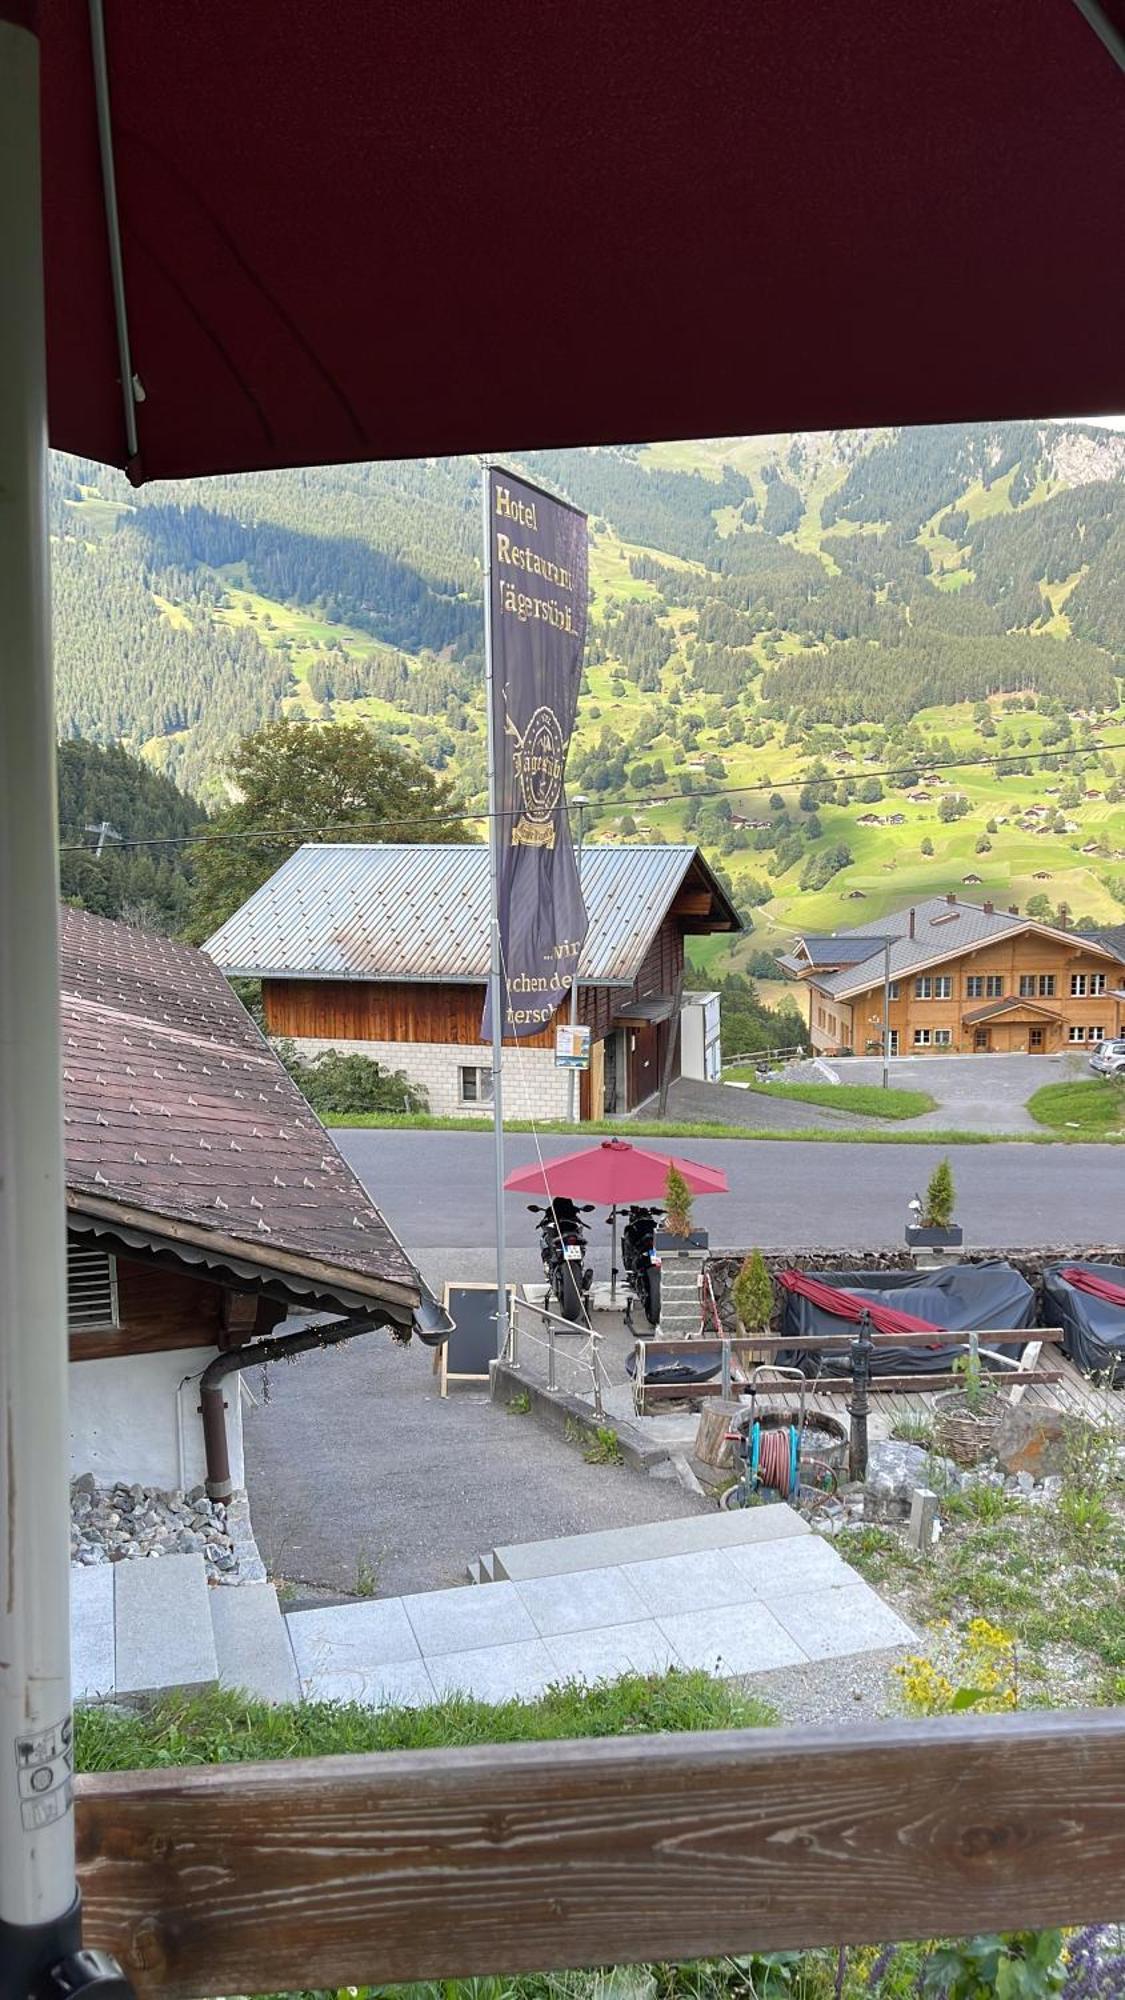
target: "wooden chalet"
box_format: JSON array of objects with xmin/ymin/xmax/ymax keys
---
[
  {"xmin": 60, "ymin": 908, "xmax": 431, "ymax": 1496},
  {"xmin": 205, "ymin": 843, "xmax": 740, "ymax": 1118},
  {"xmin": 781, "ymin": 894, "xmax": 1125, "ymax": 1057}
]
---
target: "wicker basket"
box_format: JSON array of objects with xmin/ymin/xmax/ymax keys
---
[{"xmin": 933, "ymin": 1389, "xmax": 1001, "ymax": 1466}]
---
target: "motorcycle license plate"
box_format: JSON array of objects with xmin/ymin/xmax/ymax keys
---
[
  {"xmin": 650, "ymin": 1251, "xmax": 661, "ymax": 1266},
  {"xmin": 563, "ymin": 1244, "xmax": 583, "ymax": 1260}
]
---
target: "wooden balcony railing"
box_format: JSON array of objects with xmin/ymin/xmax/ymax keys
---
[{"xmin": 78, "ymin": 1708, "xmax": 1125, "ymax": 1999}]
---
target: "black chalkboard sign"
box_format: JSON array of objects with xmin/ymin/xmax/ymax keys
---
[{"xmin": 438, "ymin": 1283, "xmax": 515, "ymax": 1394}]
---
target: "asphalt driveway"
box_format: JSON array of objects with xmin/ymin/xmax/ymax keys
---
[
  {"xmin": 796, "ymin": 1051, "xmax": 1075, "ymax": 1133},
  {"xmin": 242, "ymin": 1332, "xmax": 707, "ymax": 1600}
]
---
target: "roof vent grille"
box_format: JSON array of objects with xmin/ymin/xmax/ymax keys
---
[{"xmin": 67, "ymin": 1244, "xmax": 119, "ymax": 1331}]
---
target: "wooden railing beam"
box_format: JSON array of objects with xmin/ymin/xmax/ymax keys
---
[{"xmin": 76, "ymin": 1709, "xmax": 1125, "ymax": 2000}]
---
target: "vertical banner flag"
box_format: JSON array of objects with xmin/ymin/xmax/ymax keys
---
[{"xmin": 484, "ymin": 467, "xmax": 589, "ymax": 1040}]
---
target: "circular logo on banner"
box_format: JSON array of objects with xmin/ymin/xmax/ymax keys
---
[{"xmin": 511, "ymin": 705, "xmax": 565, "ymax": 844}]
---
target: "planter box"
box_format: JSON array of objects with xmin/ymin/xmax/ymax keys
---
[
  {"xmin": 653, "ymin": 1229, "xmax": 709, "ymax": 1255},
  {"xmin": 905, "ymin": 1224, "xmax": 963, "ymax": 1248}
]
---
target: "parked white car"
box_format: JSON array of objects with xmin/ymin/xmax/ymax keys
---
[{"xmin": 1089, "ymin": 1039, "xmax": 1125, "ymax": 1076}]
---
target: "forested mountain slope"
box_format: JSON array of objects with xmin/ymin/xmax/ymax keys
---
[{"xmin": 52, "ymin": 420, "xmax": 1125, "ymax": 966}]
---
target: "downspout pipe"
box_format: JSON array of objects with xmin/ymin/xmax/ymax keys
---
[{"xmin": 198, "ymin": 1312, "xmax": 391, "ymax": 1498}]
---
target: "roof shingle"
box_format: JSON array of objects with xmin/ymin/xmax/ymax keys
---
[{"xmin": 60, "ymin": 908, "xmax": 418, "ymax": 1304}]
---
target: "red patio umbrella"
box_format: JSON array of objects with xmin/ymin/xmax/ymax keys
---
[{"xmin": 504, "ymin": 1138, "xmax": 728, "ymax": 1203}]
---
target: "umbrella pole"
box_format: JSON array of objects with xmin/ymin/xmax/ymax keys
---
[
  {"xmin": 610, "ymin": 1206, "xmax": 618, "ymax": 1303},
  {"xmin": 0, "ymin": 25, "xmax": 132, "ymax": 1995}
]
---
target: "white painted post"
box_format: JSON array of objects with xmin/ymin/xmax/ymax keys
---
[{"xmin": 0, "ymin": 15, "xmax": 82, "ymax": 1979}]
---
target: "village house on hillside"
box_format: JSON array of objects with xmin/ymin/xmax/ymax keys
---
[
  {"xmin": 782, "ymin": 894, "xmax": 1125, "ymax": 1056},
  {"xmin": 204, "ymin": 843, "xmax": 740, "ymax": 1118},
  {"xmin": 62, "ymin": 908, "xmax": 436, "ymax": 1498}
]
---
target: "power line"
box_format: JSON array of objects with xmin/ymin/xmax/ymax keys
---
[{"xmin": 57, "ymin": 731, "xmax": 1125, "ymax": 856}]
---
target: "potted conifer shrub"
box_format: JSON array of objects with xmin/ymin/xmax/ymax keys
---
[
  {"xmin": 653, "ymin": 1163, "xmax": 709, "ymax": 1253},
  {"xmin": 905, "ymin": 1157, "xmax": 963, "ymax": 1248},
  {"xmin": 731, "ymin": 1247, "xmax": 774, "ymax": 1364}
]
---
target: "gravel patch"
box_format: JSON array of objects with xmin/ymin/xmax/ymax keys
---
[{"xmin": 743, "ymin": 1644, "xmax": 916, "ymax": 1727}]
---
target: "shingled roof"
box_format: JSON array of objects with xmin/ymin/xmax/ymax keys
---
[{"xmin": 60, "ymin": 908, "xmax": 419, "ymax": 1319}]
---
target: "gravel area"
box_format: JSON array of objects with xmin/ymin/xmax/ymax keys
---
[{"xmin": 746, "ymin": 1644, "xmax": 915, "ymax": 1727}]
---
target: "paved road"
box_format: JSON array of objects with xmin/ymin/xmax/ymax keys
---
[
  {"xmin": 242, "ymin": 1334, "xmax": 707, "ymax": 1600},
  {"xmin": 339, "ymin": 1129, "xmax": 1125, "ymax": 1272}
]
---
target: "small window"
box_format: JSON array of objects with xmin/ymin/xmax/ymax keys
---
[
  {"xmin": 1090, "ymin": 972, "xmax": 1107, "ymax": 996},
  {"xmin": 1019, "ymin": 974, "xmax": 1036, "ymax": 998},
  {"xmin": 67, "ymin": 1244, "xmax": 119, "ymax": 1331},
  {"xmin": 935, "ymin": 975, "xmax": 952, "ymax": 999},
  {"xmin": 966, "ymin": 976, "xmax": 985, "ymax": 999},
  {"xmin": 933, "ymin": 1029, "xmax": 952, "ymax": 1046},
  {"xmin": 1088, "ymin": 1025, "xmax": 1106, "ymax": 1042},
  {"xmin": 887, "ymin": 981, "xmax": 900, "ymax": 1000},
  {"xmin": 459, "ymin": 1065, "xmax": 494, "ymax": 1105},
  {"xmin": 1068, "ymin": 1025, "xmax": 1086, "ymax": 1043},
  {"xmin": 915, "ymin": 976, "xmax": 931, "ymax": 999},
  {"xmin": 1071, "ymin": 973, "xmax": 1087, "ymax": 997},
  {"xmin": 913, "ymin": 1027, "xmax": 932, "ymax": 1046},
  {"xmin": 986, "ymin": 975, "xmax": 1004, "ymax": 998},
  {"xmin": 1039, "ymin": 975, "xmax": 1055, "ymax": 997}
]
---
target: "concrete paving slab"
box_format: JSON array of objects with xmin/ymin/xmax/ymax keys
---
[
  {"xmin": 402, "ymin": 1579, "xmax": 538, "ymax": 1657},
  {"xmin": 658, "ymin": 1601, "xmax": 806, "ymax": 1676},
  {"xmin": 210, "ymin": 1582, "xmax": 300, "ymax": 1704},
  {"xmin": 515, "ymin": 1565, "xmax": 651, "ymax": 1638},
  {"xmin": 727, "ymin": 1535, "xmax": 852, "ymax": 1597},
  {"xmin": 287, "ymin": 1597, "xmax": 420, "ymax": 1685},
  {"xmin": 492, "ymin": 1502, "xmax": 807, "ymax": 1582},
  {"xmin": 113, "ymin": 1552, "xmax": 217, "ymax": 1699},
  {"xmin": 427, "ymin": 1637, "xmax": 557, "ymax": 1704},
  {"xmin": 302, "ymin": 1659, "xmax": 439, "ymax": 1710},
  {"xmin": 769, "ymin": 1583, "xmax": 915, "ymax": 1662},
  {"xmin": 71, "ymin": 1564, "xmax": 115, "ymax": 1703},
  {"xmin": 622, "ymin": 1549, "xmax": 752, "ymax": 1617},
  {"xmin": 544, "ymin": 1619, "xmax": 678, "ymax": 1685}
]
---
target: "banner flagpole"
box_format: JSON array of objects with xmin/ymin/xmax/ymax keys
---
[{"xmin": 481, "ymin": 462, "xmax": 509, "ymax": 1363}]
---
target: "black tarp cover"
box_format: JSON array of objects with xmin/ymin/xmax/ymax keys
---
[
  {"xmin": 1043, "ymin": 1262, "xmax": 1125, "ymax": 1379},
  {"xmin": 780, "ymin": 1260, "xmax": 1034, "ymax": 1376}
]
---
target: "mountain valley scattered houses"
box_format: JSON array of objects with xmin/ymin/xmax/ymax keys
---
[
  {"xmin": 61, "ymin": 908, "xmax": 430, "ymax": 1495},
  {"xmin": 205, "ymin": 842, "xmax": 740, "ymax": 1117},
  {"xmin": 783, "ymin": 894, "xmax": 1125, "ymax": 1057}
]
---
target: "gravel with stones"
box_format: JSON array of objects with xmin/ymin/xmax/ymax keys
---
[{"xmin": 70, "ymin": 1473, "xmax": 237, "ymax": 1580}]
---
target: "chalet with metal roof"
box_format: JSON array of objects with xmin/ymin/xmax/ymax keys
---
[
  {"xmin": 782, "ymin": 894, "xmax": 1125, "ymax": 1057},
  {"xmin": 205, "ymin": 843, "xmax": 741, "ymax": 1117},
  {"xmin": 60, "ymin": 908, "xmax": 433, "ymax": 1498}
]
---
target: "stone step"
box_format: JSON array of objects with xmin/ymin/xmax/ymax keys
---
[
  {"xmin": 209, "ymin": 1581, "xmax": 300, "ymax": 1705},
  {"xmin": 113, "ymin": 1552, "xmax": 218, "ymax": 1700},
  {"xmin": 71, "ymin": 1564, "xmax": 115, "ymax": 1705},
  {"xmin": 491, "ymin": 1502, "xmax": 809, "ymax": 1583},
  {"xmin": 465, "ymin": 1555, "xmax": 494, "ymax": 1585}
]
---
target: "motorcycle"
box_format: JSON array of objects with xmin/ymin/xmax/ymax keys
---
[
  {"xmin": 528, "ymin": 1198, "xmax": 595, "ymax": 1325},
  {"xmin": 620, "ymin": 1203, "xmax": 662, "ymax": 1331}
]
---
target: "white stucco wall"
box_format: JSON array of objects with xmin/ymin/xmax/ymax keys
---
[
  {"xmin": 69, "ymin": 1347, "xmax": 245, "ymax": 1492},
  {"xmin": 284, "ymin": 1034, "xmax": 571, "ymax": 1120}
]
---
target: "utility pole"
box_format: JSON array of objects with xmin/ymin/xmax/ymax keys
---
[
  {"xmin": 84, "ymin": 819, "xmax": 121, "ymax": 858},
  {"xmin": 566, "ymin": 795, "xmax": 588, "ymax": 1125},
  {"xmin": 882, "ymin": 935, "xmax": 891, "ymax": 1090}
]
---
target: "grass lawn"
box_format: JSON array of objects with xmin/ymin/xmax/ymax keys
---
[
  {"xmin": 1027, "ymin": 1077, "xmax": 1125, "ymax": 1134},
  {"xmin": 77, "ymin": 1670, "xmax": 772, "ymax": 1772},
  {"xmin": 723, "ymin": 1078, "xmax": 936, "ymax": 1121},
  {"xmin": 319, "ymin": 1110, "xmax": 1125, "ymax": 1144}
]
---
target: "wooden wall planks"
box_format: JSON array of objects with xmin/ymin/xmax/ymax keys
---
[{"xmin": 76, "ymin": 1710, "xmax": 1125, "ymax": 1998}]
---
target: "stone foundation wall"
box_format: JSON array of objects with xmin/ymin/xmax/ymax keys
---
[
  {"xmin": 277, "ymin": 1033, "xmax": 570, "ymax": 1121},
  {"xmin": 705, "ymin": 1245, "xmax": 1124, "ymax": 1334}
]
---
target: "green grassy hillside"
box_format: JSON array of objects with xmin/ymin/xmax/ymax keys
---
[{"xmin": 50, "ymin": 421, "xmax": 1125, "ymax": 976}]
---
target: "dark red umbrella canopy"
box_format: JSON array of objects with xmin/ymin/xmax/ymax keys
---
[
  {"xmin": 505, "ymin": 1140, "xmax": 727, "ymax": 1202},
  {"xmin": 16, "ymin": 0, "xmax": 1125, "ymax": 483}
]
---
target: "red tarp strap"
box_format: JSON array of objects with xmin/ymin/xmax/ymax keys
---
[
  {"xmin": 776, "ymin": 1268, "xmax": 944, "ymax": 1338},
  {"xmin": 1059, "ymin": 1265, "xmax": 1125, "ymax": 1308}
]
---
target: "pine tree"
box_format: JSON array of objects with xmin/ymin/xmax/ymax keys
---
[
  {"xmin": 923, "ymin": 1158, "xmax": 955, "ymax": 1229},
  {"xmin": 732, "ymin": 1250, "xmax": 773, "ymax": 1332},
  {"xmin": 663, "ymin": 1164, "xmax": 694, "ymax": 1239}
]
